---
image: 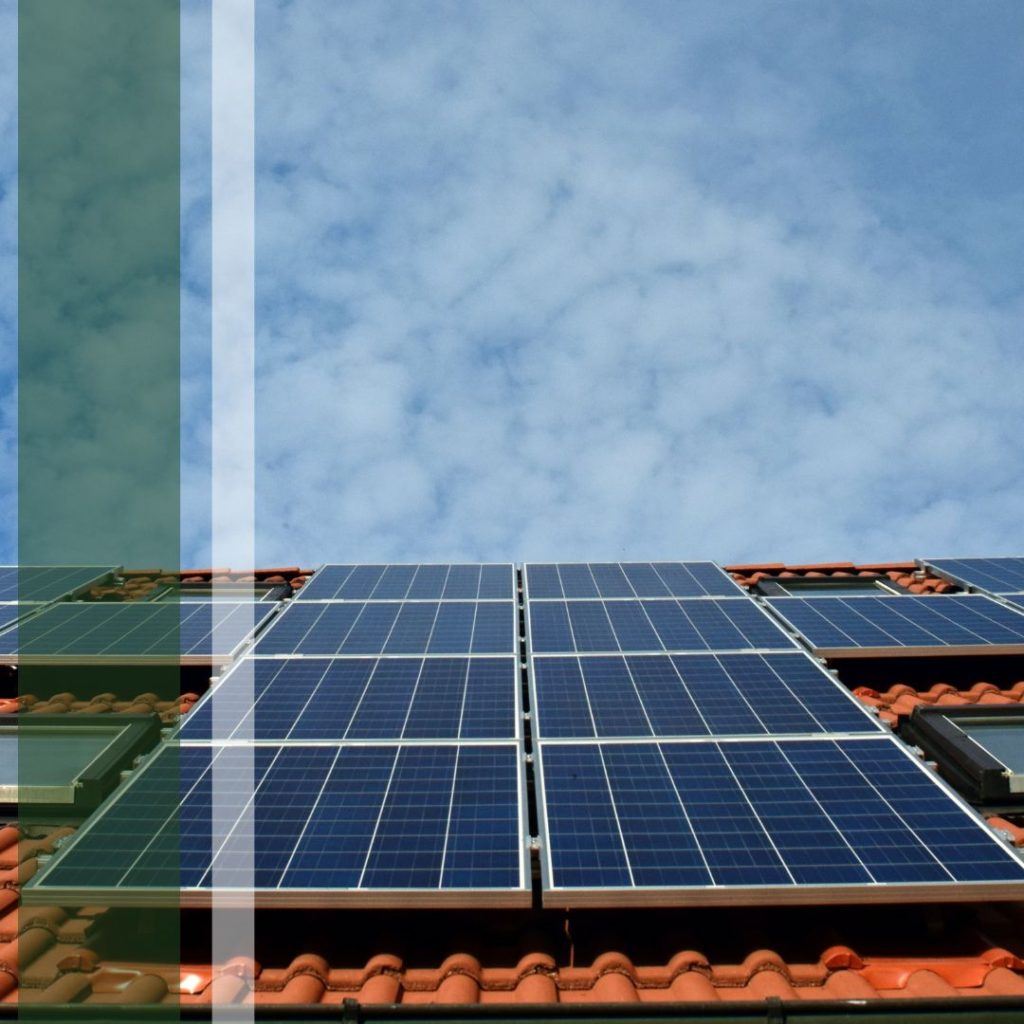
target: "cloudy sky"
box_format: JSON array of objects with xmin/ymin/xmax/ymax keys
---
[{"xmin": 9, "ymin": 1, "xmax": 1024, "ymax": 568}]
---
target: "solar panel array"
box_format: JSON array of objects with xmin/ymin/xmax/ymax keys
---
[
  {"xmin": 180, "ymin": 656, "xmax": 519, "ymax": 742},
  {"xmin": 252, "ymin": 600, "xmax": 516, "ymax": 656},
  {"xmin": 296, "ymin": 563, "xmax": 514, "ymax": 601},
  {"xmin": 0, "ymin": 601, "xmax": 273, "ymax": 659},
  {"xmin": 539, "ymin": 737, "xmax": 1024, "ymax": 902},
  {"xmin": 38, "ymin": 742, "xmax": 525, "ymax": 901},
  {"xmin": 0, "ymin": 565, "xmax": 115, "ymax": 603},
  {"xmin": 926, "ymin": 557, "xmax": 1024, "ymax": 595},
  {"xmin": 524, "ymin": 562, "xmax": 743, "ymax": 598},
  {"xmin": 27, "ymin": 561, "xmax": 1024, "ymax": 909},
  {"xmin": 34, "ymin": 565, "xmax": 528, "ymax": 905},
  {"xmin": 531, "ymin": 652, "xmax": 882, "ymax": 740},
  {"xmin": 524, "ymin": 563, "xmax": 1024, "ymax": 906},
  {"xmin": 529, "ymin": 598, "xmax": 795, "ymax": 654},
  {"xmin": 765, "ymin": 595, "xmax": 1024, "ymax": 655}
]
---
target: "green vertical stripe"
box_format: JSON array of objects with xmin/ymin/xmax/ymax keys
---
[{"xmin": 19, "ymin": 0, "xmax": 182, "ymax": 1006}]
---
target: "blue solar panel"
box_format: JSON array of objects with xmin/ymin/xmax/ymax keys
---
[
  {"xmin": 531, "ymin": 653, "xmax": 880, "ymax": 739},
  {"xmin": 180, "ymin": 656, "xmax": 519, "ymax": 741},
  {"xmin": 253, "ymin": 601, "xmax": 516, "ymax": 656},
  {"xmin": 33, "ymin": 742, "xmax": 526, "ymax": 902},
  {"xmin": 0, "ymin": 566, "xmax": 115, "ymax": 603},
  {"xmin": 529, "ymin": 599, "xmax": 794, "ymax": 654},
  {"xmin": 524, "ymin": 562, "xmax": 742, "ymax": 599},
  {"xmin": 0, "ymin": 601, "xmax": 273, "ymax": 658},
  {"xmin": 0, "ymin": 606, "xmax": 23, "ymax": 632},
  {"xmin": 539, "ymin": 737, "xmax": 1024, "ymax": 903},
  {"xmin": 297, "ymin": 564, "xmax": 515, "ymax": 601},
  {"xmin": 927, "ymin": 557, "xmax": 1024, "ymax": 595},
  {"xmin": 766, "ymin": 595, "xmax": 1024, "ymax": 652}
]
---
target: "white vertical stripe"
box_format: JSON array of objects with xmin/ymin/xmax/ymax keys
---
[{"xmin": 212, "ymin": 0, "xmax": 255, "ymax": 1011}]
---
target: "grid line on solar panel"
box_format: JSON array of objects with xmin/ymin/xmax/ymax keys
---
[
  {"xmin": 536, "ymin": 735, "xmax": 1024, "ymax": 905},
  {"xmin": 529, "ymin": 652, "xmax": 881, "ymax": 740},
  {"xmin": 296, "ymin": 564, "xmax": 515, "ymax": 602},
  {"xmin": 0, "ymin": 606, "xmax": 25, "ymax": 632},
  {"xmin": 252, "ymin": 600, "xmax": 516, "ymax": 656},
  {"xmin": 0, "ymin": 601, "xmax": 274, "ymax": 659},
  {"xmin": 180, "ymin": 655, "xmax": 520, "ymax": 742},
  {"xmin": 524, "ymin": 562, "xmax": 743, "ymax": 599},
  {"xmin": 29, "ymin": 741, "xmax": 528, "ymax": 906},
  {"xmin": 926, "ymin": 557, "xmax": 1024, "ymax": 595},
  {"xmin": 0, "ymin": 566, "xmax": 116, "ymax": 603},
  {"xmin": 765, "ymin": 595, "xmax": 1024, "ymax": 653},
  {"xmin": 527, "ymin": 598, "xmax": 794, "ymax": 654}
]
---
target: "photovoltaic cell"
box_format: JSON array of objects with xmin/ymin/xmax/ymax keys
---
[
  {"xmin": 252, "ymin": 601, "xmax": 516, "ymax": 656},
  {"xmin": 539, "ymin": 737, "xmax": 1024, "ymax": 903},
  {"xmin": 32, "ymin": 742, "xmax": 526, "ymax": 902},
  {"xmin": 296, "ymin": 564, "xmax": 514, "ymax": 602},
  {"xmin": 0, "ymin": 566, "xmax": 115, "ymax": 603},
  {"xmin": 180, "ymin": 656, "xmax": 519, "ymax": 741},
  {"xmin": 927, "ymin": 557, "xmax": 1024, "ymax": 595},
  {"xmin": 524, "ymin": 562, "xmax": 742, "ymax": 599},
  {"xmin": 529, "ymin": 599, "xmax": 794, "ymax": 654},
  {"xmin": 0, "ymin": 602, "xmax": 272, "ymax": 658},
  {"xmin": 531, "ymin": 653, "xmax": 880, "ymax": 739},
  {"xmin": 766, "ymin": 595, "xmax": 1024, "ymax": 653},
  {"xmin": 0, "ymin": 606, "xmax": 23, "ymax": 632}
]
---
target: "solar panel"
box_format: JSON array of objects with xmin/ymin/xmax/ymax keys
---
[
  {"xmin": 528, "ymin": 599, "xmax": 795, "ymax": 654},
  {"xmin": 180, "ymin": 655, "xmax": 520, "ymax": 742},
  {"xmin": 524, "ymin": 562, "xmax": 743, "ymax": 599},
  {"xmin": 0, "ymin": 606, "xmax": 24, "ymax": 632},
  {"xmin": 765, "ymin": 595, "xmax": 1024, "ymax": 655},
  {"xmin": 926, "ymin": 557, "xmax": 1024, "ymax": 595},
  {"xmin": 296, "ymin": 564, "xmax": 515, "ymax": 601},
  {"xmin": 537, "ymin": 736, "xmax": 1024, "ymax": 905},
  {"xmin": 0, "ymin": 601, "xmax": 274, "ymax": 661},
  {"xmin": 0, "ymin": 565, "xmax": 116, "ymax": 603},
  {"xmin": 29, "ymin": 741, "xmax": 529, "ymax": 906},
  {"xmin": 531, "ymin": 652, "xmax": 881, "ymax": 740},
  {"xmin": 252, "ymin": 600, "xmax": 516, "ymax": 656}
]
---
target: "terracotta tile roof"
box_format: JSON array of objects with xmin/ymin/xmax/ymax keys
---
[
  {"xmin": 2, "ymin": 818, "xmax": 1023, "ymax": 1006},
  {"xmin": 726, "ymin": 562, "xmax": 958, "ymax": 595},
  {"xmin": 85, "ymin": 567, "xmax": 313, "ymax": 602},
  {"xmin": 987, "ymin": 817, "xmax": 1024, "ymax": 848},
  {"xmin": 853, "ymin": 681, "xmax": 1024, "ymax": 726},
  {"xmin": 8, "ymin": 947, "xmax": 1024, "ymax": 1005},
  {"xmin": 0, "ymin": 692, "xmax": 198, "ymax": 722}
]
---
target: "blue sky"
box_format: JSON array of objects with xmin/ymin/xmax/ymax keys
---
[{"xmin": 7, "ymin": 1, "xmax": 1024, "ymax": 568}]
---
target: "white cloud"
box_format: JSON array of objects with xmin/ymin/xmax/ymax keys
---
[{"xmin": 243, "ymin": 0, "xmax": 1024, "ymax": 567}]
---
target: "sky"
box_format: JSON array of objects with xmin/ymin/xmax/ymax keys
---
[{"xmin": 6, "ymin": 1, "xmax": 1024, "ymax": 568}]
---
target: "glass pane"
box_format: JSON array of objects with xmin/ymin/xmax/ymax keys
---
[
  {"xmin": 1, "ymin": 726, "xmax": 123, "ymax": 788},
  {"xmin": 958, "ymin": 720, "xmax": 1024, "ymax": 774}
]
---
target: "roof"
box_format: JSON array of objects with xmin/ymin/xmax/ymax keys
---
[
  {"xmin": 14, "ymin": 947, "xmax": 1024, "ymax": 1006},
  {"xmin": 853, "ymin": 681, "xmax": 1024, "ymax": 727},
  {"xmin": 726, "ymin": 562, "xmax": 957, "ymax": 594},
  {"xmin": 5, "ymin": 560, "xmax": 1024, "ymax": 1014},
  {"xmin": 84, "ymin": 567, "xmax": 312, "ymax": 602},
  {"xmin": 0, "ymin": 692, "xmax": 197, "ymax": 721}
]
